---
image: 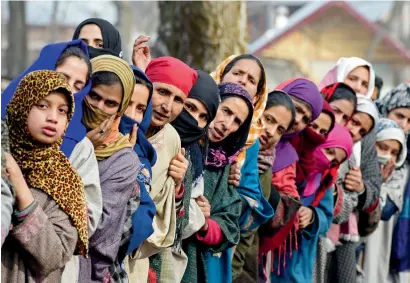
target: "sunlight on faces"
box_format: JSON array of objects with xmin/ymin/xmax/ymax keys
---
[
  {"xmin": 260, "ymin": 105, "xmax": 293, "ymax": 149},
  {"xmin": 56, "ymin": 56, "xmax": 88, "ymax": 94},
  {"xmin": 27, "ymin": 92, "xmax": 70, "ymax": 144},
  {"xmin": 287, "ymin": 97, "xmax": 312, "ymax": 134},
  {"xmin": 387, "ymin": 107, "xmax": 410, "ymax": 133},
  {"xmin": 222, "ymin": 59, "xmax": 261, "ymax": 101},
  {"xmin": 86, "ymin": 83, "xmax": 123, "ymax": 115},
  {"xmin": 125, "ymin": 84, "xmax": 150, "ymax": 124},
  {"xmin": 346, "ymin": 112, "xmax": 374, "ymax": 143},
  {"xmin": 150, "ymin": 82, "xmax": 186, "ymax": 127},
  {"xmin": 376, "ymin": 139, "xmax": 401, "ymax": 164},
  {"xmin": 208, "ymin": 97, "xmax": 249, "ymax": 143},
  {"xmin": 184, "ymin": 98, "xmax": 209, "ymax": 129},
  {"xmin": 309, "ymin": 112, "xmax": 332, "ymax": 137},
  {"xmin": 322, "ymin": 147, "xmax": 347, "ymax": 168},
  {"xmin": 78, "ymin": 24, "xmax": 104, "ymax": 49},
  {"xmin": 344, "ymin": 66, "xmax": 370, "ymax": 95},
  {"xmin": 330, "ymin": 99, "xmax": 355, "ymax": 125}
]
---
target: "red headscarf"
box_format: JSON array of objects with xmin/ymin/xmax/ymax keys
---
[{"xmin": 145, "ymin": 56, "xmax": 198, "ymax": 96}]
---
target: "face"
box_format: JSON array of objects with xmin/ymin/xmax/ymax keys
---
[
  {"xmin": 150, "ymin": 82, "xmax": 186, "ymax": 127},
  {"xmin": 260, "ymin": 105, "xmax": 293, "ymax": 149},
  {"xmin": 222, "ymin": 59, "xmax": 261, "ymax": 101},
  {"xmin": 344, "ymin": 66, "xmax": 370, "ymax": 95},
  {"xmin": 124, "ymin": 84, "xmax": 150, "ymax": 124},
  {"xmin": 208, "ymin": 97, "xmax": 249, "ymax": 143},
  {"xmin": 322, "ymin": 147, "xmax": 347, "ymax": 168},
  {"xmin": 309, "ymin": 112, "xmax": 332, "ymax": 137},
  {"xmin": 27, "ymin": 92, "xmax": 70, "ymax": 144},
  {"xmin": 86, "ymin": 83, "xmax": 123, "ymax": 115},
  {"xmin": 56, "ymin": 56, "xmax": 88, "ymax": 94},
  {"xmin": 346, "ymin": 112, "xmax": 373, "ymax": 142},
  {"xmin": 330, "ymin": 99, "xmax": 355, "ymax": 125},
  {"xmin": 376, "ymin": 139, "xmax": 401, "ymax": 164},
  {"xmin": 288, "ymin": 97, "xmax": 312, "ymax": 134},
  {"xmin": 78, "ymin": 24, "xmax": 103, "ymax": 49},
  {"xmin": 184, "ymin": 98, "xmax": 210, "ymax": 128},
  {"xmin": 387, "ymin": 107, "xmax": 410, "ymax": 133}
]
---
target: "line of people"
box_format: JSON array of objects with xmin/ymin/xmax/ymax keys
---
[{"xmin": 1, "ymin": 17, "xmax": 410, "ymax": 283}]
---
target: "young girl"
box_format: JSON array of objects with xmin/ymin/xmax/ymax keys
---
[{"xmin": 2, "ymin": 70, "xmax": 88, "ymax": 282}]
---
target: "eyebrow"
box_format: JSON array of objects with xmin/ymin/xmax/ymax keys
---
[
  {"xmin": 42, "ymin": 97, "xmax": 68, "ymax": 106},
  {"xmin": 158, "ymin": 86, "xmax": 173, "ymax": 95}
]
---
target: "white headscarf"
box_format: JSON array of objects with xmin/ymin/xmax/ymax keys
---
[
  {"xmin": 352, "ymin": 95, "xmax": 380, "ymax": 166},
  {"xmin": 319, "ymin": 57, "xmax": 375, "ymax": 99}
]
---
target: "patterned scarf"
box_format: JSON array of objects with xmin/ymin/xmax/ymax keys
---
[
  {"xmin": 211, "ymin": 54, "xmax": 268, "ymax": 169},
  {"xmin": 83, "ymin": 55, "xmax": 136, "ymax": 160},
  {"xmin": 6, "ymin": 70, "xmax": 88, "ymax": 257},
  {"xmin": 376, "ymin": 83, "xmax": 410, "ymax": 128}
]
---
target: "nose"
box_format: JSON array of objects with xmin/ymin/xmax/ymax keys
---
[
  {"xmin": 349, "ymin": 126, "xmax": 359, "ymax": 138},
  {"xmin": 47, "ymin": 109, "xmax": 59, "ymax": 123},
  {"xmin": 237, "ymin": 74, "xmax": 247, "ymax": 86},
  {"xmin": 266, "ymin": 124, "xmax": 277, "ymax": 138},
  {"xmin": 352, "ymin": 81, "xmax": 362, "ymax": 94},
  {"xmin": 162, "ymin": 98, "xmax": 173, "ymax": 113},
  {"xmin": 223, "ymin": 116, "xmax": 235, "ymax": 131}
]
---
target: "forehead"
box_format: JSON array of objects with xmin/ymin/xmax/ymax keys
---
[
  {"xmin": 221, "ymin": 96, "xmax": 249, "ymax": 117},
  {"xmin": 264, "ymin": 105, "xmax": 292, "ymax": 126},
  {"xmin": 378, "ymin": 139, "xmax": 401, "ymax": 151},
  {"xmin": 56, "ymin": 57, "xmax": 88, "ymax": 76},
  {"xmin": 131, "ymin": 84, "xmax": 149, "ymax": 102},
  {"xmin": 315, "ymin": 112, "xmax": 332, "ymax": 125},
  {"xmin": 230, "ymin": 59, "xmax": 261, "ymax": 77},
  {"xmin": 153, "ymin": 82, "xmax": 185, "ymax": 97},
  {"xmin": 43, "ymin": 91, "xmax": 70, "ymax": 104},
  {"xmin": 354, "ymin": 112, "xmax": 373, "ymax": 130},
  {"xmin": 330, "ymin": 99, "xmax": 354, "ymax": 113},
  {"xmin": 292, "ymin": 97, "xmax": 311, "ymax": 114},
  {"xmin": 186, "ymin": 98, "xmax": 208, "ymax": 114},
  {"xmin": 348, "ymin": 66, "xmax": 369, "ymax": 80},
  {"xmin": 91, "ymin": 83, "xmax": 122, "ymax": 102},
  {"xmin": 79, "ymin": 24, "xmax": 103, "ymax": 39},
  {"xmin": 390, "ymin": 107, "xmax": 410, "ymax": 117}
]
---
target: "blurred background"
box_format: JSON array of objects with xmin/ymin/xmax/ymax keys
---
[{"xmin": 2, "ymin": 0, "xmax": 410, "ymax": 96}]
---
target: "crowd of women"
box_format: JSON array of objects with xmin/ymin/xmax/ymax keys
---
[{"xmin": 1, "ymin": 17, "xmax": 410, "ymax": 283}]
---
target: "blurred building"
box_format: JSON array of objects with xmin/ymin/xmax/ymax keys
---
[{"xmin": 248, "ymin": 1, "xmax": 410, "ymax": 96}]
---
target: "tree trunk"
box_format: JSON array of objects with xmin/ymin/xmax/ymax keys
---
[
  {"xmin": 154, "ymin": 1, "xmax": 247, "ymax": 72},
  {"xmin": 49, "ymin": 1, "xmax": 59, "ymax": 43},
  {"xmin": 7, "ymin": 1, "xmax": 27, "ymax": 78},
  {"xmin": 114, "ymin": 1, "xmax": 132, "ymax": 60}
]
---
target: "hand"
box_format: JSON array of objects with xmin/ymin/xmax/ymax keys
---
[
  {"xmin": 228, "ymin": 162, "xmax": 241, "ymax": 187},
  {"xmin": 168, "ymin": 148, "xmax": 189, "ymax": 188},
  {"xmin": 5, "ymin": 153, "xmax": 34, "ymax": 211},
  {"xmin": 86, "ymin": 115, "xmax": 115, "ymax": 148},
  {"xmin": 129, "ymin": 123, "xmax": 138, "ymax": 146},
  {"xmin": 258, "ymin": 147, "xmax": 275, "ymax": 174},
  {"xmin": 344, "ymin": 167, "xmax": 365, "ymax": 193},
  {"xmin": 196, "ymin": 195, "xmax": 211, "ymax": 219},
  {"xmin": 132, "ymin": 35, "xmax": 151, "ymax": 72},
  {"xmin": 299, "ymin": 206, "xmax": 314, "ymax": 229},
  {"xmin": 381, "ymin": 159, "xmax": 395, "ymax": 182}
]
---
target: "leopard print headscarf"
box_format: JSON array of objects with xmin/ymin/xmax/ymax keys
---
[{"xmin": 6, "ymin": 70, "xmax": 88, "ymax": 257}]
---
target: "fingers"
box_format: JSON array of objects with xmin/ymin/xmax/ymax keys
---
[
  {"xmin": 344, "ymin": 179, "xmax": 357, "ymax": 191},
  {"xmin": 129, "ymin": 124, "xmax": 138, "ymax": 145},
  {"xmin": 181, "ymin": 148, "xmax": 186, "ymax": 157},
  {"xmin": 134, "ymin": 35, "xmax": 150, "ymax": 47}
]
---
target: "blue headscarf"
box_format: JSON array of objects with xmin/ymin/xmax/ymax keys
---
[
  {"xmin": 118, "ymin": 66, "xmax": 156, "ymax": 257},
  {"xmin": 1, "ymin": 40, "xmax": 92, "ymax": 158}
]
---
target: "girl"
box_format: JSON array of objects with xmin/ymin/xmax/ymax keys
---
[
  {"xmin": 321, "ymin": 82, "xmax": 357, "ymax": 125},
  {"xmin": 2, "ymin": 70, "xmax": 88, "ymax": 282},
  {"xmin": 182, "ymin": 82, "xmax": 254, "ymax": 283}
]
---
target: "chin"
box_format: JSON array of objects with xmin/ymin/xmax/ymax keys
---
[{"xmin": 151, "ymin": 118, "xmax": 167, "ymax": 128}]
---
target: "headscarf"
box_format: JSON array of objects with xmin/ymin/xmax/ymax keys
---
[
  {"xmin": 303, "ymin": 124, "xmax": 353, "ymax": 197},
  {"xmin": 321, "ymin": 82, "xmax": 356, "ymax": 102},
  {"xmin": 319, "ymin": 57, "xmax": 375, "ymax": 98},
  {"xmin": 1, "ymin": 40, "xmax": 92, "ymax": 158},
  {"xmin": 145, "ymin": 56, "xmax": 198, "ymax": 97},
  {"xmin": 211, "ymin": 54, "xmax": 268, "ymax": 169},
  {"xmin": 272, "ymin": 78, "xmax": 323, "ymax": 173},
  {"xmin": 72, "ymin": 18, "xmax": 122, "ymax": 59},
  {"xmin": 206, "ymin": 83, "xmax": 254, "ymax": 168},
  {"xmin": 376, "ymin": 83, "xmax": 410, "ymax": 121},
  {"xmin": 172, "ymin": 69, "xmax": 220, "ymax": 147},
  {"xmin": 356, "ymin": 95, "xmax": 380, "ymax": 132},
  {"xmin": 375, "ymin": 118, "xmax": 407, "ymax": 168},
  {"xmin": 322, "ymin": 100, "xmax": 336, "ymax": 134},
  {"xmin": 118, "ymin": 66, "xmax": 157, "ymax": 258},
  {"xmin": 83, "ymin": 55, "xmax": 135, "ymax": 160},
  {"xmin": 6, "ymin": 70, "xmax": 88, "ymax": 257}
]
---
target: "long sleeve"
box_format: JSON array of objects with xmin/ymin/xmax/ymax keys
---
[
  {"xmin": 82, "ymin": 148, "xmax": 139, "ymax": 282},
  {"xmin": 69, "ymin": 137, "xmax": 102, "ymax": 237},
  {"xmin": 358, "ymin": 132, "xmax": 382, "ymax": 210},
  {"xmin": 12, "ymin": 188, "xmax": 78, "ymax": 276},
  {"xmin": 1, "ymin": 179, "xmax": 14, "ymax": 246},
  {"xmin": 304, "ymin": 188, "xmax": 334, "ymax": 239},
  {"xmin": 196, "ymin": 219, "xmax": 224, "ymax": 246}
]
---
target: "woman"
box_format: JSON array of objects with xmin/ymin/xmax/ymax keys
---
[
  {"xmin": 319, "ymin": 56, "xmax": 375, "ymax": 98},
  {"xmin": 147, "ymin": 69, "xmax": 220, "ymax": 282},
  {"xmin": 2, "ymin": 70, "xmax": 88, "ymax": 282},
  {"xmin": 233, "ymin": 90, "xmax": 296, "ymax": 282},
  {"xmin": 78, "ymin": 55, "xmax": 138, "ymax": 282},
  {"xmin": 321, "ymin": 82, "xmax": 358, "ymax": 125},
  {"xmin": 182, "ymin": 82, "xmax": 254, "ymax": 283},
  {"xmin": 1, "ymin": 40, "xmax": 92, "ymax": 157},
  {"xmin": 261, "ymin": 124, "xmax": 353, "ymax": 282},
  {"xmin": 364, "ymin": 118, "xmax": 408, "ymax": 283},
  {"xmin": 72, "ymin": 18, "xmax": 122, "ymax": 59}
]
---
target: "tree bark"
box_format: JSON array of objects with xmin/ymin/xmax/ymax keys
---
[
  {"xmin": 114, "ymin": 1, "xmax": 132, "ymax": 60},
  {"xmin": 7, "ymin": 1, "xmax": 27, "ymax": 78},
  {"xmin": 49, "ymin": 1, "xmax": 59, "ymax": 43},
  {"xmin": 154, "ymin": 1, "xmax": 247, "ymax": 72}
]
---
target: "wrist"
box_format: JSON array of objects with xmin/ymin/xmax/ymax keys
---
[{"xmin": 200, "ymin": 219, "xmax": 209, "ymax": 232}]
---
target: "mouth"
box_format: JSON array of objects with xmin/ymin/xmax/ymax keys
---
[
  {"xmin": 42, "ymin": 126, "xmax": 57, "ymax": 137},
  {"xmin": 212, "ymin": 127, "xmax": 225, "ymax": 140},
  {"xmin": 260, "ymin": 134, "xmax": 269, "ymax": 145},
  {"xmin": 153, "ymin": 110, "xmax": 169, "ymax": 120}
]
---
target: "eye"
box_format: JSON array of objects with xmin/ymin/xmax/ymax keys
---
[
  {"xmin": 158, "ymin": 89, "xmax": 167, "ymax": 96},
  {"xmin": 174, "ymin": 96, "xmax": 183, "ymax": 104},
  {"xmin": 59, "ymin": 107, "xmax": 68, "ymax": 114},
  {"xmin": 320, "ymin": 130, "xmax": 328, "ymax": 136},
  {"xmin": 277, "ymin": 127, "xmax": 285, "ymax": 135},
  {"xmin": 137, "ymin": 105, "xmax": 146, "ymax": 113},
  {"xmin": 249, "ymin": 78, "xmax": 256, "ymax": 85},
  {"xmin": 200, "ymin": 114, "xmax": 209, "ymax": 122},
  {"xmin": 302, "ymin": 116, "xmax": 310, "ymax": 125},
  {"xmin": 185, "ymin": 103, "xmax": 193, "ymax": 110},
  {"xmin": 37, "ymin": 103, "xmax": 48, "ymax": 109},
  {"xmin": 97, "ymin": 43, "xmax": 104, "ymax": 48}
]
